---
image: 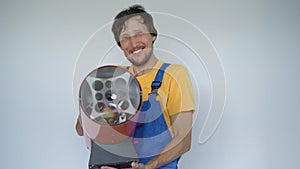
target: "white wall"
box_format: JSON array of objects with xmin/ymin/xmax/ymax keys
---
[{"xmin": 0, "ymin": 0, "xmax": 299, "ymax": 169}]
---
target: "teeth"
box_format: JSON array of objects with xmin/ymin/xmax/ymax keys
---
[{"xmin": 133, "ymin": 49, "xmax": 142, "ymax": 54}]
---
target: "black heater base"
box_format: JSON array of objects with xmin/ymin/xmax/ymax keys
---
[{"xmin": 89, "ymin": 139, "xmax": 139, "ymax": 169}]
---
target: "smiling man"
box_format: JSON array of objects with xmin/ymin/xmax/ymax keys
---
[{"xmin": 76, "ymin": 4, "xmax": 195, "ymax": 169}]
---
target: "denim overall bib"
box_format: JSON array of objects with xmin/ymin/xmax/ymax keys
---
[{"xmin": 132, "ymin": 63, "xmax": 180, "ymax": 169}]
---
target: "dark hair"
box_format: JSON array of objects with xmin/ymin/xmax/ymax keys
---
[{"xmin": 112, "ymin": 4, "xmax": 158, "ymax": 47}]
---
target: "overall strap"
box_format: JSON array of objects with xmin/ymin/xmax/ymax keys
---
[{"xmin": 151, "ymin": 63, "xmax": 170, "ymax": 94}]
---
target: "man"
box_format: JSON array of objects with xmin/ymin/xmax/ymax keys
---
[{"xmin": 76, "ymin": 4, "xmax": 194, "ymax": 169}]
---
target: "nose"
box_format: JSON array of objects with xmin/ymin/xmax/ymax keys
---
[{"xmin": 129, "ymin": 35, "xmax": 140, "ymax": 47}]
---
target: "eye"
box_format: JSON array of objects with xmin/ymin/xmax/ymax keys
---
[
  {"xmin": 135, "ymin": 31, "xmax": 144, "ymax": 37},
  {"xmin": 120, "ymin": 35, "xmax": 130, "ymax": 41}
]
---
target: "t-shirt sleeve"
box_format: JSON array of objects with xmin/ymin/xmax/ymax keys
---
[{"xmin": 167, "ymin": 65, "xmax": 195, "ymax": 116}]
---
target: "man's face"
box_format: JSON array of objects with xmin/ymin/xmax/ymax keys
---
[{"xmin": 119, "ymin": 15, "xmax": 156, "ymax": 67}]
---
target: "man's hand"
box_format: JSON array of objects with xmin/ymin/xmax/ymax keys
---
[
  {"xmin": 99, "ymin": 162, "xmax": 147, "ymax": 169},
  {"xmin": 75, "ymin": 115, "xmax": 83, "ymax": 136},
  {"xmin": 131, "ymin": 162, "xmax": 146, "ymax": 169},
  {"xmin": 99, "ymin": 166, "xmax": 117, "ymax": 169}
]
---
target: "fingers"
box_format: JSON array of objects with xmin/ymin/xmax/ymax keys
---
[
  {"xmin": 131, "ymin": 162, "xmax": 145, "ymax": 169},
  {"xmin": 131, "ymin": 162, "xmax": 138, "ymax": 168},
  {"xmin": 99, "ymin": 162, "xmax": 145, "ymax": 169},
  {"xmin": 100, "ymin": 166, "xmax": 116, "ymax": 169}
]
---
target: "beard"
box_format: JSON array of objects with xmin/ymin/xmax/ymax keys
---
[{"xmin": 126, "ymin": 48, "xmax": 153, "ymax": 67}]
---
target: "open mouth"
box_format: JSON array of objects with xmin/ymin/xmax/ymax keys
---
[
  {"xmin": 130, "ymin": 46, "xmax": 145, "ymax": 55},
  {"xmin": 133, "ymin": 49, "xmax": 143, "ymax": 54}
]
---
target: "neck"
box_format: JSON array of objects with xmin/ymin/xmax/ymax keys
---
[{"xmin": 133, "ymin": 56, "xmax": 158, "ymax": 76}]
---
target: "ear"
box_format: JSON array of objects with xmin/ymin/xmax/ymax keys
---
[{"xmin": 152, "ymin": 35, "xmax": 157, "ymax": 43}]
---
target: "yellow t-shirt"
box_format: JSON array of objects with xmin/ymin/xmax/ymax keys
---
[{"xmin": 128, "ymin": 60, "xmax": 195, "ymax": 131}]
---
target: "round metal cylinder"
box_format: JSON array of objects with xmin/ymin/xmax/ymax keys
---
[{"xmin": 79, "ymin": 65, "xmax": 141, "ymax": 144}]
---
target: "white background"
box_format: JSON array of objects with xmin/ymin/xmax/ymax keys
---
[{"xmin": 0, "ymin": 0, "xmax": 299, "ymax": 169}]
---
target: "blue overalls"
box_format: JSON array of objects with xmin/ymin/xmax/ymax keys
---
[{"xmin": 132, "ymin": 63, "xmax": 180, "ymax": 169}]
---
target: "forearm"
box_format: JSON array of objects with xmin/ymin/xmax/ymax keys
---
[
  {"xmin": 145, "ymin": 111, "xmax": 193, "ymax": 169},
  {"xmin": 146, "ymin": 131, "xmax": 192, "ymax": 169}
]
